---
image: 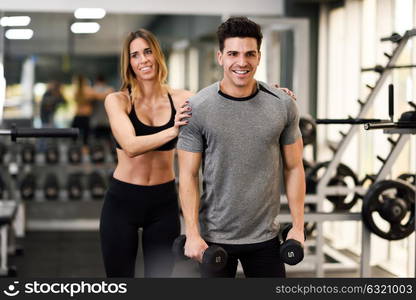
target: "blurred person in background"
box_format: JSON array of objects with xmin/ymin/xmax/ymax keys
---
[
  {"xmin": 40, "ymin": 80, "xmax": 66, "ymax": 127},
  {"xmin": 72, "ymin": 75, "xmax": 109, "ymax": 146},
  {"xmin": 90, "ymin": 74, "xmax": 114, "ymax": 141}
]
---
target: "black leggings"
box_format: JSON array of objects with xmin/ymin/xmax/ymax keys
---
[
  {"xmin": 200, "ymin": 237, "xmax": 286, "ymax": 278},
  {"xmin": 100, "ymin": 177, "xmax": 180, "ymax": 278}
]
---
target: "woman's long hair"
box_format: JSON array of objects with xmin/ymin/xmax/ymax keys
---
[
  {"xmin": 73, "ymin": 75, "xmax": 87, "ymax": 104},
  {"xmin": 120, "ymin": 29, "xmax": 168, "ymax": 100}
]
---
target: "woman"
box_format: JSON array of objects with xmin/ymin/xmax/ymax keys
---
[{"xmin": 100, "ymin": 29, "xmax": 192, "ymax": 278}]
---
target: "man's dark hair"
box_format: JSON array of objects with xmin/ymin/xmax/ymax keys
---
[{"xmin": 217, "ymin": 17, "xmax": 263, "ymax": 52}]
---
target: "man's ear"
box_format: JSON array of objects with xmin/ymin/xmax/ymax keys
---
[{"xmin": 217, "ymin": 50, "xmax": 223, "ymax": 66}]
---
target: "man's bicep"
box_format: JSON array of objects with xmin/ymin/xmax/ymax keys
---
[
  {"xmin": 281, "ymin": 137, "xmax": 303, "ymax": 169},
  {"xmin": 178, "ymin": 150, "xmax": 202, "ymax": 177},
  {"xmin": 280, "ymin": 99, "xmax": 301, "ymax": 145}
]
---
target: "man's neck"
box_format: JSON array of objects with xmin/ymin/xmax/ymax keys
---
[{"xmin": 219, "ymin": 79, "xmax": 257, "ymax": 98}]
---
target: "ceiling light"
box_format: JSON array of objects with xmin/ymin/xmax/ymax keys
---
[
  {"xmin": 70, "ymin": 22, "xmax": 100, "ymax": 34},
  {"xmin": 0, "ymin": 16, "xmax": 31, "ymax": 27},
  {"xmin": 74, "ymin": 8, "xmax": 106, "ymax": 19},
  {"xmin": 5, "ymin": 29, "xmax": 34, "ymax": 40}
]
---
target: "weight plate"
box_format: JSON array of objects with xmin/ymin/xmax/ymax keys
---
[
  {"xmin": 306, "ymin": 161, "xmax": 359, "ymax": 210},
  {"xmin": 398, "ymin": 173, "xmax": 416, "ymax": 186},
  {"xmin": 362, "ymin": 179, "xmax": 415, "ymax": 240}
]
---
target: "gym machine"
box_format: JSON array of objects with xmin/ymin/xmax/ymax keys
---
[
  {"xmin": 361, "ymin": 85, "xmax": 416, "ymax": 277},
  {"xmin": 0, "ymin": 201, "xmax": 18, "ymax": 277},
  {"xmin": 288, "ymin": 29, "xmax": 416, "ymax": 277}
]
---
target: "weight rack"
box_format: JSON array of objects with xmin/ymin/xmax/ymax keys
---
[
  {"xmin": 12, "ymin": 140, "xmax": 115, "ymax": 231},
  {"xmin": 310, "ymin": 29, "xmax": 416, "ymax": 277},
  {"xmin": 0, "ymin": 127, "xmax": 78, "ymax": 277},
  {"xmin": 360, "ymin": 125, "xmax": 416, "ymax": 276}
]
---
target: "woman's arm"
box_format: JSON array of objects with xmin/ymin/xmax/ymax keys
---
[{"xmin": 105, "ymin": 92, "xmax": 190, "ymax": 157}]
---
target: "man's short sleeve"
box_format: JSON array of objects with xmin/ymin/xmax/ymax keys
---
[
  {"xmin": 177, "ymin": 105, "xmax": 204, "ymax": 153},
  {"xmin": 280, "ymin": 99, "xmax": 302, "ymax": 145}
]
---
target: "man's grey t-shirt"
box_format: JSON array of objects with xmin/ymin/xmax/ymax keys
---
[{"xmin": 177, "ymin": 81, "xmax": 301, "ymax": 244}]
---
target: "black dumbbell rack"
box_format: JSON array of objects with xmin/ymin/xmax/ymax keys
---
[
  {"xmin": 0, "ymin": 127, "xmax": 79, "ymax": 276},
  {"xmin": 0, "ymin": 138, "xmax": 32, "ymax": 277},
  {"xmin": 2, "ymin": 138, "xmax": 116, "ymax": 231}
]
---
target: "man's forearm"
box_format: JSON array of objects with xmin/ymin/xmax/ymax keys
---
[
  {"xmin": 284, "ymin": 166, "xmax": 305, "ymax": 230},
  {"xmin": 179, "ymin": 174, "xmax": 201, "ymax": 237}
]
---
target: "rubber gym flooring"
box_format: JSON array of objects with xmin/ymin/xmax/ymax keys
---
[{"xmin": 9, "ymin": 231, "xmax": 396, "ymax": 278}]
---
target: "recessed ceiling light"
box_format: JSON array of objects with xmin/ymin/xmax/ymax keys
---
[
  {"xmin": 74, "ymin": 8, "xmax": 106, "ymax": 19},
  {"xmin": 0, "ymin": 16, "xmax": 31, "ymax": 27},
  {"xmin": 70, "ymin": 22, "xmax": 100, "ymax": 34},
  {"xmin": 5, "ymin": 29, "xmax": 34, "ymax": 40}
]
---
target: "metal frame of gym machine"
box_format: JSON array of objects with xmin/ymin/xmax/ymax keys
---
[
  {"xmin": 0, "ymin": 201, "xmax": 18, "ymax": 276},
  {"xmin": 307, "ymin": 29, "xmax": 416, "ymax": 277}
]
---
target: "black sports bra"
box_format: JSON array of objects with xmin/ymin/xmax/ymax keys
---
[{"xmin": 113, "ymin": 90, "xmax": 177, "ymax": 151}]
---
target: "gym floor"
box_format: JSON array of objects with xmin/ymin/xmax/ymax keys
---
[{"xmin": 9, "ymin": 231, "xmax": 396, "ymax": 278}]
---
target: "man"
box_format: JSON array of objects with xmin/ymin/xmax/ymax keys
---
[
  {"xmin": 177, "ymin": 17, "xmax": 305, "ymax": 278},
  {"xmin": 40, "ymin": 80, "xmax": 66, "ymax": 127}
]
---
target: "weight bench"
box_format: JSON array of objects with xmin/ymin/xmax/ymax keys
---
[{"xmin": 0, "ymin": 200, "xmax": 18, "ymax": 276}]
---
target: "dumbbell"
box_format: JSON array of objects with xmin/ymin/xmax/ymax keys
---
[
  {"xmin": 172, "ymin": 235, "xmax": 228, "ymax": 272},
  {"xmin": 67, "ymin": 144, "xmax": 82, "ymax": 164},
  {"xmin": 67, "ymin": 173, "xmax": 84, "ymax": 200},
  {"xmin": 20, "ymin": 143, "xmax": 35, "ymax": 164},
  {"xmin": 0, "ymin": 142, "xmax": 7, "ymax": 164},
  {"xmin": 20, "ymin": 174, "xmax": 36, "ymax": 200},
  {"xmin": 43, "ymin": 173, "xmax": 60, "ymax": 200},
  {"xmin": 88, "ymin": 171, "xmax": 106, "ymax": 199},
  {"xmin": 89, "ymin": 143, "xmax": 106, "ymax": 163},
  {"xmin": 45, "ymin": 143, "xmax": 59, "ymax": 164},
  {"xmin": 280, "ymin": 224, "xmax": 305, "ymax": 265}
]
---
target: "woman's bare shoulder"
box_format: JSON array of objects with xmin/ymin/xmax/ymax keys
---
[
  {"xmin": 169, "ymin": 89, "xmax": 194, "ymax": 106},
  {"xmin": 105, "ymin": 91, "xmax": 130, "ymax": 110}
]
